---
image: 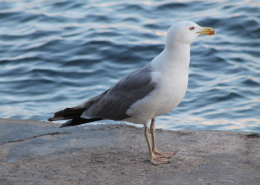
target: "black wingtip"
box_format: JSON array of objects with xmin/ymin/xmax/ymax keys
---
[
  {"xmin": 59, "ymin": 117, "xmax": 103, "ymax": 128},
  {"xmin": 60, "ymin": 120, "xmax": 73, "ymax": 128}
]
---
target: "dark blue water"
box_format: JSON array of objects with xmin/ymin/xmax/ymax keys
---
[{"xmin": 1, "ymin": 0, "xmax": 260, "ymax": 133}]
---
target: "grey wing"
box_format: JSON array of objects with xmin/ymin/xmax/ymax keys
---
[{"xmin": 82, "ymin": 64, "xmax": 156, "ymax": 120}]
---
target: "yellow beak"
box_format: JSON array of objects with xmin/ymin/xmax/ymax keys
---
[{"xmin": 198, "ymin": 27, "xmax": 216, "ymax": 35}]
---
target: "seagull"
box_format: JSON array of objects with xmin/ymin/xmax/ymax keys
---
[{"xmin": 48, "ymin": 21, "xmax": 215, "ymax": 165}]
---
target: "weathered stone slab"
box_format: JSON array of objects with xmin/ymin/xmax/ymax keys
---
[{"xmin": 0, "ymin": 118, "xmax": 259, "ymax": 185}]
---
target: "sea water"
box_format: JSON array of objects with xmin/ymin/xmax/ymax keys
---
[{"xmin": 0, "ymin": 0, "xmax": 260, "ymax": 133}]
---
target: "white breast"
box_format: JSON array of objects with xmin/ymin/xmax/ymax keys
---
[{"xmin": 125, "ymin": 47, "xmax": 190, "ymax": 125}]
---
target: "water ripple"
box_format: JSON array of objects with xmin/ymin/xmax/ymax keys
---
[{"xmin": 0, "ymin": 0, "xmax": 260, "ymax": 133}]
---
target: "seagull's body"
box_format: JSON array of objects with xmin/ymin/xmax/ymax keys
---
[
  {"xmin": 124, "ymin": 48, "xmax": 189, "ymax": 125},
  {"xmin": 48, "ymin": 21, "xmax": 215, "ymax": 165}
]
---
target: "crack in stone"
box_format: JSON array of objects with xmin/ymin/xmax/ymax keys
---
[
  {"xmin": 0, "ymin": 132, "xmax": 71, "ymax": 146},
  {"xmin": 224, "ymin": 178, "xmax": 241, "ymax": 184}
]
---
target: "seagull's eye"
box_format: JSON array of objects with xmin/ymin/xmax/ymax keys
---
[{"xmin": 190, "ymin": 27, "xmax": 195, "ymax": 31}]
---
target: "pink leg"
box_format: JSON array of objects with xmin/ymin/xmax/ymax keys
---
[{"xmin": 150, "ymin": 118, "xmax": 175, "ymax": 160}]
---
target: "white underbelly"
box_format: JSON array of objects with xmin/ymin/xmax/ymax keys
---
[{"xmin": 125, "ymin": 73, "xmax": 188, "ymax": 125}]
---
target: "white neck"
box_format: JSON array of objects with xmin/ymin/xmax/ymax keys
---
[{"xmin": 151, "ymin": 42, "xmax": 191, "ymax": 73}]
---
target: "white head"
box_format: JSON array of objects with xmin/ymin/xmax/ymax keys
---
[{"xmin": 165, "ymin": 21, "xmax": 215, "ymax": 48}]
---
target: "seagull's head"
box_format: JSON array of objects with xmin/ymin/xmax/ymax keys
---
[{"xmin": 166, "ymin": 21, "xmax": 215, "ymax": 47}]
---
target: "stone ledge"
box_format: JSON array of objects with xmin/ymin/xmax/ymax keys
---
[{"xmin": 0, "ymin": 118, "xmax": 259, "ymax": 185}]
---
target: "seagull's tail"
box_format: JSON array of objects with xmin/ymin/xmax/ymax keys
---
[
  {"xmin": 48, "ymin": 107, "xmax": 87, "ymax": 121},
  {"xmin": 47, "ymin": 106, "xmax": 102, "ymax": 128}
]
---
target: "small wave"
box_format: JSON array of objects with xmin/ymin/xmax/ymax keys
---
[{"xmin": 0, "ymin": 0, "xmax": 260, "ymax": 132}]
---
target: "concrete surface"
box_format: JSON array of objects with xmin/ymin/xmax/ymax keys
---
[{"xmin": 0, "ymin": 118, "xmax": 259, "ymax": 185}]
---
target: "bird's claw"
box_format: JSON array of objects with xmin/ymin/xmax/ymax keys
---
[
  {"xmin": 154, "ymin": 151, "xmax": 175, "ymax": 159},
  {"xmin": 150, "ymin": 157, "xmax": 170, "ymax": 165},
  {"xmin": 150, "ymin": 151, "xmax": 174, "ymax": 165}
]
